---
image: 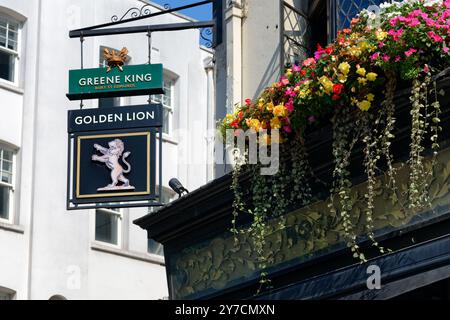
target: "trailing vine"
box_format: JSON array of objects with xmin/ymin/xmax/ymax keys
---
[
  {"xmin": 230, "ymin": 148, "xmax": 246, "ymax": 245},
  {"xmin": 430, "ymin": 80, "xmax": 443, "ymax": 158},
  {"xmin": 290, "ymin": 137, "xmax": 313, "ymax": 205},
  {"xmin": 329, "ymin": 107, "xmax": 367, "ymax": 262},
  {"xmin": 408, "ymin": 77, "xmax": 430, "ymax": 210},
  {"xmin": 249, "ymin": 164, "xmax": 271, "ymax": 291}
]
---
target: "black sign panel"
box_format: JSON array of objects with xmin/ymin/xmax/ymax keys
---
[
  {"xmin": 67, "ymin": 105, "xmax": 162, "ymax": 210},
  {"xmin": 73, "ymin": 129, "xmax": 156, "ymax": 203},
  {"xmin": 68, "ymin": 104, "xmax": 162, "ymax": 133}
]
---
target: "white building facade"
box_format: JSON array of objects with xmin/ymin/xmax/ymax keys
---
[{"xmin": 0, "ymin": 0, "xmax": 214, "ymax": 300}]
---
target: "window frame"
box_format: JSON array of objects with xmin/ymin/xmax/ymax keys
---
[
  {"xmin": 94, "ymin": 207, "xmax": 123, "ymax": 249},
  {"xmin": 151, "ymin": 78, "xmax": 176, "ymax": 136},
  {"xmin": 147, "ymin": 187, "xmax": 175, "ymax": 256},
  {"xmin": 0, "ymin": 146, "xmax": 16, "ymax": 224},
  {"xmin": 0, "ymin": 14, "xmax": 21, "ymax": 86},
  {"xmin": 147, "ymin": 238, "xmax": 164, "ymax": 257}
]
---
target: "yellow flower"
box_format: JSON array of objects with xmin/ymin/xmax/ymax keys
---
[
  {"xmin": 258, "ymin": 98, "xmax": 265, "ymax": 107},
  {"xmin": 247, "ymin": 118, "xmax": 261, "ymax": 131},
  {"xmin": 270, "ymin": 117, "xmax": 281, "ymax": 129},
  {"xmin": 337, "ymin": 73, "xmax": 348, "ymax": 83},
  {"xmin": 299, "ymin": 88, "xmax": 311, "ymax": 99},
  {"xmin": 356, "ymin": 67, "xmax": 366, "ymax": 76},
  {"xmin": 351, "ymin": 97, "xmax": 358, "ymax": 105},
  {"xmin": 357, "ymin": 100, "xmax": 371, "ymax": 111},
  {"xmin": 348, "ymin": 47, "xmax": 362, "ymax": 57},
  {"xmin": 319, "ymin": 76, "xmax": 333, "ymax": 94},
  {"xmin": 376, "ymin": 29, "xmax": 387, "ymax": 41},
  {"xmin": 366, "ymin": 93, "xmax": 375, "ymax": 102},
  {"xmin": 358, "ymin": 77, "xmax": 367, "ymax": 85},
  {"xmin": 366, "ymin": 72, "xmax": 378, "ymax": 82},
  {"xmin": 350, "ymin": 33, "xmax": 360, "ymax": 40},
  {"xmin": 358, "ymin": 41, "xmax": 370, "ymax": 51},
  {"xmin": 266, "ymin": 102, "xmax": 274, "ymax": 112},
  {"xmin": 273, "ymin": 104, "xmax": 287, "ymax": 117},
  {"xmin": 338, "ymin": 62, "xmax": 351, "ymax": 75}
]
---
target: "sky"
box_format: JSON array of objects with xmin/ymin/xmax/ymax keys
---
[
  {"xmin": 150, "ymin": 0, "xmax": 213, "ymax": 46},
  {"xmin": 150, "ymin": 0, "xmax": 212, "ymax": 21}
]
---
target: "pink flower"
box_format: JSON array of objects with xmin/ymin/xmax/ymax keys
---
[
  {"xmin": 285, "ymin": 99, "xmax": 294, "ymax": 113},
  {"xmin": 444, "ymin": 46, "xmax": 449, "ymax": 53},
  {"xmin": 370, "ymin": 52, "xmax": 380, "ymax": 60},
  {"xmin": 303, "ymin": 58, "xmax": 316, "ymax": 67},
  {"xmin": 284, "ymin": 87, "xmax": 296, "ymax": 98},
  {"xmin": 378, "ymin": 42, "xmax": 385, "ymax": 48},
  {"xmin": 428, "ymin": 31, "xmax": 443, "ymax": 42},
  {"xmin": 389, "ymin": 17, "xmax": 399, "ymax": 26},
  {"xmin": 395, "ymin": 55, "xmax": 401, "ymax": 62},
  {"xmin": 405, "ymin": 48, "xmax": 417, "ymax": 57},
  {"xmin": 382, "ymin": 53, "xmax": 390, "ymax": 62},
  {"xmin": 280, "ymin": 76, "xmax": 289, "ymax": 86},
  {"xmin": 425, "ymin": 18, "xmax": 436, "ymax": 27},
  {"xmin": 424, "ymin": 64, "xmax": 430, "ymax": 73},
  {"xmin": 245, "ymin": 99, "xmax": 252, "ymax": 106},
  {"xmin": 283, "ymin": 126, "xmax": 292, "ymax": 133},
  {"xmin": 292, "ymin": 64, "xmax": 301, "ymax": 72},
  {"xmin": 388, "ymin": 28, "xmax": 404, "ymax": 41},
  {"xmin": 408, "ymin": 18, "xmax": 420, "ymax": 27},
  {"xmin": 410, "ymin": 9, "xmax": 424, "ymax": 18},
  {"xmin": 308, "ymin": 116, "xmax": 316, "ymax": 124}
]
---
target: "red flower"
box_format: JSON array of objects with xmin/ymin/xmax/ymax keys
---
[
  {"xmin": 351, "ymin": 18, "xmax": 360, "ymax": 25},
  {"xmin": 245, "ymin": 99, "xmax": 252, "ymax": 106},
  {"xmin": 332, "ymin": 94, "xmax": 341, "ymax": 101},
  {"xmin": 333, "ymin": 83, "xmax": 344, "ymax": 95},
  {"xmin": 343, "ymin": 28, "xmax": 352, "ymax": 34},
  {"xmin": 238, "ymin": 111, "xmax": 244, "ymax": 119}
]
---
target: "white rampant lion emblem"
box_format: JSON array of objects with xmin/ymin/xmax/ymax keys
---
[{"xmin": 91, "ymin": 139, "xmax": 135, "ymax": 191}]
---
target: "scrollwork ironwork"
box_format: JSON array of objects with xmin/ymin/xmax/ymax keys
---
[
  {"xmin": 200, "ymin": 27, "xmax": 213, "ymax": 48},
  {"xmin": 111, "ymin": 3, "xmax": 174, "ymax": 22},
  {"xmin": 111, "ymin": 4, "xmax": 153, "ymax": 22}
]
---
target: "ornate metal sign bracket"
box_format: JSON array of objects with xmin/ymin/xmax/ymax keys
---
[{"xmin": 68, "ymin": 0, "xmax": 215, "ymax": 209}]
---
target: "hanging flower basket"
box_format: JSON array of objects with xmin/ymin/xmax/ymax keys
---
[{"xmin": 220, "ymin": 0, "xmax": 450, "ymax": 287}]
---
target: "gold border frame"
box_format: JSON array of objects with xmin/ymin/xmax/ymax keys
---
[{"xmin": 76, "ymin": 132, "xmax": 151, "ymax": 199}]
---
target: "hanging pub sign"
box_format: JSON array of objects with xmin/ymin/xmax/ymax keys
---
[
  {"xmin": 67, "ymin": 104, "xmax": 162, "ymax": 210},
  {"xmin": 66, "ymin": 47, "xmax": 164, "ymax": 100}
]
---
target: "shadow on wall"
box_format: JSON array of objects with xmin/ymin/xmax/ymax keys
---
[{"xmin": 252, "ymin": 43, "xmax": 282, "ymax": 101}]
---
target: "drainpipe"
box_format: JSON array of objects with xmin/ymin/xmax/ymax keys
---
[
  {"xmin": 26, "ymin": 0, "xmax": 43, "ymax": 300},
  {"xmin": 203, "ymin": 56, "xmax": 215, "ymax": 182},
  {"xmin": 222, "ymin": 0, "xmax": 243, "ymax": 172},
  {"xmin": 225, "ymin": 0, "xmax": 243, "ymax": 114}
]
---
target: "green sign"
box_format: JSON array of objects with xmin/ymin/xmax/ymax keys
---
[{"xmin": 67, "ymin": 64, "xmax": 164, "ymax": 100}]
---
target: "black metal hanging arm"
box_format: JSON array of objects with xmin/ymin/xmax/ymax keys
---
[
  {"xmin": 69, "ymin": 20, "xmax": 215, "ymax": 38},
  {"xmin": 70, "ymin": 0, "xmax": 213, "ymax": 33}
]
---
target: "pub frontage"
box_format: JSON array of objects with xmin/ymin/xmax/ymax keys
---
[{"xmin": 135, "ymin": 0, "xmax": 450, "ymax": 300}]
